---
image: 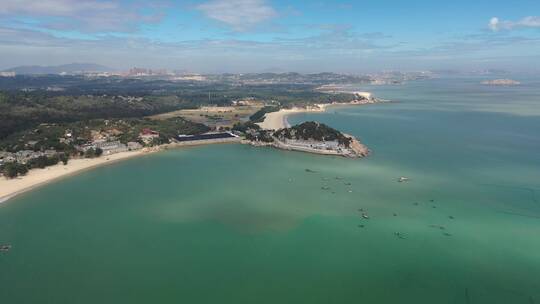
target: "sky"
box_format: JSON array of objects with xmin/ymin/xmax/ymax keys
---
[{"xmin": 0, "ymin": 0, "xmax": 539, "ymax": 73}]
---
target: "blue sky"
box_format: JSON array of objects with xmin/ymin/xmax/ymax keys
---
[{"xmin": 0, "ymin": 0, "xmax": 539, "ymax": 73}]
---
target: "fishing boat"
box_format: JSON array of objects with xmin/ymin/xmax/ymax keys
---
[
  {"xmin": 398, "ymin": 177, "xmax": 410, "ymax": 182},
  {"xmin": 0, "ymin": 244, "xmax": 12, "ymax": 252}
]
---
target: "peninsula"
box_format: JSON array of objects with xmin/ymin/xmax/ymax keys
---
[
  {"xmin": 1, "ymin": 72, "xmax": 385, "ymax": 203},
  {"xmin": 241, "ymin": 121, "xmax": 370, "ymax": 158}
]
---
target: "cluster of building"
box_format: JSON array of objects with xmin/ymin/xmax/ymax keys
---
[
  {"xmin": 280, "ymin": 138, "xmax": 342, "ymax": 151},
  {"xmin": 0, "ymin": 150, "xmax": 59, "ymax": 165},
  {"xmin": 127, "ymin": 68, "xmax": 169, "ymax": 77},
  {"xmin": 77, "ymin": 140, "xmax": 128, "ymax": 155},
  {"xmin": 0, "ymin": 71, "xmax": 16, "ymax": 77},
  {"xmin": 77, "ymin": 128, "xmax": 159, "ymax": 155},
  {"xmin": 1, "ymin": 127, "xmax": 161, "ymax": 168}
]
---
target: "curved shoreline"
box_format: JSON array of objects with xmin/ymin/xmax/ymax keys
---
[
  {"xmin": 0, "ymin": 150, "xmax": 148, "ymax": 204},
  {"xmin": 0, "ymin": 138, "xmax": 241, "ymax": 204},
  {"xmin": 0, "ymin": 99, "xmax": 379, "ymax": 204},
  {"xmin": 257, "ymin": 100, "xmax": 380, "ymax": 130}
]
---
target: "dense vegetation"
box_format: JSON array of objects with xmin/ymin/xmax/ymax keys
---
[
  {"xmin": 0, "ymin": 118, "xmax": 209, "ymax": 153},
  {"xmin": 249, "ymin": 106, "xmax": 279, "ymax": 123},
  {"xmin": 274, "ymin": 122, "xmax": 352, "ymax": 147},
  {"xmin": 0, "ymin": 154, "xmax": 68, "ymax": 178},
  {"xmin": 1, "ymin": 162, "xmax": 29, "ymax": 178},
  {"xmin": 0, "ymin": 75, "xmax": 357, "ymax": 139},
  {"xmin": 0, "ymin": 92, "xmax": 197, "ymax": 139},
  {"xmin": 0, "ymin": 74, "xmax": 366, "ymax": 178}
]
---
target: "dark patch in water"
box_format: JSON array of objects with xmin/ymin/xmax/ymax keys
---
[
  {"xmin": 429, "ymin": 225, "xmax": 445, "ymax": 230},
  {"xmin": 498, "ymin": 211, "xmax": 540, "ymax": 219},
  {"xmin": 480, "ymin": 183, "xmax": 539, "ymax": 205}
]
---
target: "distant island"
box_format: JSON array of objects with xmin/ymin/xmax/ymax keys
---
[{"xmin": 481, "ymin": 79, "xmax": 521, "ymax": 86}]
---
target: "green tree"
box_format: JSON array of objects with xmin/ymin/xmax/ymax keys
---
[{"xmin": 2, "ymin": 162, "xmax": 28, "ymax": 179}]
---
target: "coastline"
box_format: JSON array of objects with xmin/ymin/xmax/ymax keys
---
[
  {"xmin": 257, "ymin": 99, "xmax": 379, "ymax": 130},
  {"xmin": 0, "ymin": 98, "xmax": 376, "ymax": 204},
  {"xmin": 247, "ymin": 135, "xmax": 370, "ymax": 158},
  {"xmin": 0, "ymin": 137, "xmax": 241, "ymax": 204},
  {"xmin": 0, "ymin": 150, "xmax": 148, "ymax": 204}
]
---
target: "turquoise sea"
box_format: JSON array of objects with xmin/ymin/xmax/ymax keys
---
[{"xmin": 1, "ymin": 76, "xmax": 540, "ymax": 303}]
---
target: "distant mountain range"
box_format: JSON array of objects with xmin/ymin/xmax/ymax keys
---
[{"xmin": 3, "ymin": 63, "xmax": 114, "ymax": 75}]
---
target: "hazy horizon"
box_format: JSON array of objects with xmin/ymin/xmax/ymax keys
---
[{"xmin": 0, "ymin": 0, "xmax": 539, "ymax": 73}]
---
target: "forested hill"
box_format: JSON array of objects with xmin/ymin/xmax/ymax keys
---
[
  {"xmin": 0, "ymin": 76, "xmax": 357, "ymax": 140},
  {"xmin": 0, "ymin": 92, "xmax": 192, "ymax": 140},
  {"xmin": 273, "ymin": 121, "xmax": 352, "ymax": 147}
]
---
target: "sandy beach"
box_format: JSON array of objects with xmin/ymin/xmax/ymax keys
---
[
  {"xmin": 1, "ymin": 99, "xmax": 370, "ymax": 204},
  {"xmin": 257, "ymin": 98, "xmax": 379, "ymax": 130},
  {"xmin": 0, "ymin": 150, "xmax": 147, "ymax": 204},
  {"xmin": 257, "ymin": 106, "xmax": 325, "ymax": 130},
  {"xmin": 0, "ymin": 137, "xmax": 243, "ymax": 204}
]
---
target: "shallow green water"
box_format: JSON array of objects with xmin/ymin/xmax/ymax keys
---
[{"xmin": 1, "ymin": 77, "xmax": 540, "ymax": 303}]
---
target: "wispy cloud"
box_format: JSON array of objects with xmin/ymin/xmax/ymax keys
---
[
  {"xmin": 488, "ymin": 16, "xmax": 540, "ymax": 31},
  {"xmin": 0, "ymin": 0, "xmax": 165, "ymax": 33},
  {"xmin": 196, "ymin": 0, "xmax": 277, "ymax": 31},
  {"xmin": 0, "ymin": 0, "xmax": 116, "ymax": 15}
]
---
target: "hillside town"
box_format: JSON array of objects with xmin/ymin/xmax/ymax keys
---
[{"xmin": 0, "ymin": 117, "xmax": 209, "ymax": 178}]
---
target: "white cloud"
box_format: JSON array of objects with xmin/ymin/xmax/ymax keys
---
[
  {"xmin": 196, "ymin": 0, "xmax": 277, "ymax": 31},
  {"xmin": 0, "ymin": 0, "xmax": 164, "ymax": 33},
  {"xmin": 0, "ymin": 0, "xmax": 117, "ymax": 16},
  {"xmin": 489, "ymin": 16, "xmax": 540, "ymax": 31},
  {"xmin": 488, "ymin": 17, "xmax": 500, "ymax": 31}
]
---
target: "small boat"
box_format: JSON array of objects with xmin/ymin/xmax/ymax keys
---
[
  {"xmin": 398, "ymin": 177, "xmax": 410, "ymax": 183},
  {"xmin": 429, "ymin": 225, "xmax": 445, "ymax": 230},
  {"xmin": 362, "ymin": 213, "xmax": 370, "ymax": 219},
  {"xmin": 321, "ymin": 186, "xmax": 331, "ymax": 190},
  {"xmin": 394, "ymin": 232, "xmax": 406, "ymax": 239},
  {"xmin": 305, "ymin": 169, "xmax": 317, "ymax": 173},
  {"xmin": 0, "ymin": 244, "xmax": 12, "ymax": 252},
  {"xmin": 448, "ymin": 216, "xmax": 455, "ymax": 220}
]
